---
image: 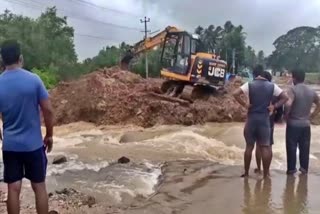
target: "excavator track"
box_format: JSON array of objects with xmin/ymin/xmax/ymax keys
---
[
  {"xmin": 161, "ymin": 80, "xmax": 217, "ymax": 101},
  {"xmin": 191, "ymin": 85, "xmax": 215, "ymax": 100},
  {"xmin": 161, "ymin": 80, "xmax": 185, "ymax": 97}
]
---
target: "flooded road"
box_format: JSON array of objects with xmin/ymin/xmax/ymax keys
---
[
  {"xmin": 48, "ymin": 122, "xmax": 320, "ymax": 170},
  {"xmin": 9, "ymin": 122, "xmax": 320, "ymax": 213},
  {"xmin": 1, "ymin": 121, "xmax": 320, "ymax": 213}
]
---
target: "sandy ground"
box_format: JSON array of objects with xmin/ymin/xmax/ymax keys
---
[{"xmin": 124, "ymin": 161, "xmax": 320, "ymax": 214}]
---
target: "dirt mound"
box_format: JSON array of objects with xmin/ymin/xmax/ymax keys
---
[{"xmin": 50, "ymin": 66, "xmax": 246, "ymax": 127}]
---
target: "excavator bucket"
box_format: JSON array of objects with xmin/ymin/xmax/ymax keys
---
[{"xmin": 120, "ymin": 50, "xmax": 134, "ymax": 70}]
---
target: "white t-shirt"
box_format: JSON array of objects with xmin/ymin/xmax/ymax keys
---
[{"xmin": 240, "ymin": 82, "xmax": 283, "ymax": 97}]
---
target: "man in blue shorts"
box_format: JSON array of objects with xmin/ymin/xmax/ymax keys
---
[
  {"xmin": 233, "ymin": 65, "xmax": 288, "ymax": 178},
  {"xmin": 0, "ymin": 40, "xmax": 54, "ymax": 214}
]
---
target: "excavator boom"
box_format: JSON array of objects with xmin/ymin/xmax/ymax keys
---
[{"xmin": 120, "ymin": 26, "xmax": 181, "ymax": 69}]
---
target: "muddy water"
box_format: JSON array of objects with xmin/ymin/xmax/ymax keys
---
[
  {"xmin": 1, "ymin": 122, "xmax": 320, "ymax": 213},
  {"xmin": 33, "ymin": 123, "xmax": 320, "ymax": 212}
]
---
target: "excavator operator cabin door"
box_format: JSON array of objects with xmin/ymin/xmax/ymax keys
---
[{"xmin": 161, "ymin": 32, "xmax": 191, "ymax": 75}]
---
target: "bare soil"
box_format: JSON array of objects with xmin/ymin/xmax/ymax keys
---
[{"xmin": 50, "ymin": 66, "xmax": 247, "ymax": 127}]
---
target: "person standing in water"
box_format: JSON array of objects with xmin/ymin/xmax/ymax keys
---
[
  {"xmin": 285, "ymin": 69, "xmax": 320, "ymax": 175},
  {"xmin": 233, "ymin": 65, "xmax": 288, "ymax": 178},
  {"xmin": 254, "ymin": 71, "xmax": 284, "ymax": 174}
]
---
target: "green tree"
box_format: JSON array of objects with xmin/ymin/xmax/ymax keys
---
[
  {"xmin": 0, "ymin": 8, "xmax": 78, "ymax": 80},
  {"xmin": 257, "ymin": 50, "xmax": 265, "ymax": 66},
  {"xmin": 131, "ymin": 49, "xmax": 162, "ymax": 78},
  {"xmin": 32, "ymin": 68, "xmax": 58, "ymax": 89},
  {"xmin": 195, "ymin": 21, "xmax": 246, "ymax": 71},
  {"xmin": 218, "ymin": 22, "xmax": 246, "ymax": 71},
  {"xmin": 202, "ymin": 25, "xmax": 223, "ymax": 53},
  {"xmin": 80, "ymin": 42, "xmax": 132, "ymax": 73},
  {"xmin": 0, "ymin": 9, "xmax": 35, "ymax": 68},
  {"xmin": 243, "ymin": 46, "xmax": 257, "ymax": 68},
  {"xmin": 268, "ymin": 26, "xmax": 320, "ymax": 72},
  {"xmin": 35, "ymin": 7, "xmax": 77, "ymax": 79}
]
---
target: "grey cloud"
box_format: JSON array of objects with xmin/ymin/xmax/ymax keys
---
[{"xmin": 146, "ymin": 0, "xmax": 320, "ymax": 54}]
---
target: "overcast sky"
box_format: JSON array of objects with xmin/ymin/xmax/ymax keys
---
[{"xmin": 1, "ymin": 0, "xmax": 320, "ymax": 61}]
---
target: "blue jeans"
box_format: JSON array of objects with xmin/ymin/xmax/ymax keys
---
[{"xmin": 286, "ymin": 125, "xmax": 311, "ymax": 174}]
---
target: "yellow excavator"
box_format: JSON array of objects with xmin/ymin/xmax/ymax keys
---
[{"xmin": 121, "ymin": 26, "xmax": 227, "ymax": 99}]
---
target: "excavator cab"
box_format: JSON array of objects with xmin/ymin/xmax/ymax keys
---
[
  {"xmin": 160, "ymin": 32, "xmax": 197, "ymax": 75},
  {"xmin": 159, "ymin": 31, "xmax": 227, "ymax": 98}
]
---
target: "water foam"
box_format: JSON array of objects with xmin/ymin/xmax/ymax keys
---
[
  {"xmin": 47, "ymin": 160, "xmax": 110, "ymax": 176},
  {"xmin": 139, "ymin": 129, "xmax": 313, "ymax": 169},
  {"xmin": 52, "ymin": 160, "xmax": 162, "ymax": 203},
  {"xmin": 92, "ymin": 164, "xmax": 161, "ymax": 203},
  {"xmin": 142, "ymin": 130, "xmax": 244, "ymax": 165}
]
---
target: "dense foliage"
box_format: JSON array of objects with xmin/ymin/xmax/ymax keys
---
[
  {"xmin": 195, "ymin": 21, "xmax": 266, "ymax": 71},
  {"xmin": 268, "ymin": 26, "xmax": 320, "ymax": 72},
  {"xmin": 32, "ymin": 68, "xmax": 58, "ymax": 89},
  {"xmin": 0, "ymin": 7, "xmax": 77, "ymax": 81}
]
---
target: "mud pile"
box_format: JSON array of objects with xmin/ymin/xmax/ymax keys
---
[{"xmin": 50, "ymin": 67, "xmax": 246, "ymax": 127}]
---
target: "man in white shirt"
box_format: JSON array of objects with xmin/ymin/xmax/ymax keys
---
[{"xmin": 233, "ymin": 65, "xmax": 288, "ymax": 178}]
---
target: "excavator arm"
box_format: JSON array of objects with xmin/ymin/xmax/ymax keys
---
[{"xmin": 120, "ymin": 26, "xmax": 182, "ymax": 69}]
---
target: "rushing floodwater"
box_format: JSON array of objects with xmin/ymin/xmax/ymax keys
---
[
  {"xmin": 58, "ymin": 122, "xmax": 320, "ymax": 213},
  {"xmin": 1, "ymin": 122, "xmax": 320, "ymax": 213}
]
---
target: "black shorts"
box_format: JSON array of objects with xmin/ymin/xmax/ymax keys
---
[
  {"xmin": 2, "ymin": 147, "xmax": 47, "ymax": 184},
  {"xmin": 244, "ymin": 116, "xmax": 271, "ymax": 146}
]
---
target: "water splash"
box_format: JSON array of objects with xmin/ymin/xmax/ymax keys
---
[
  {"xmin": 47, "ymin": 159, "xmax": 162, "ymax": 203},
  {"xmin": 47, "ymin": 160, "xmax": 110, "ymax": 176},
  {"xmin": 142, "ymin": 130, "xmax": 244, "ymax": 165}
]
